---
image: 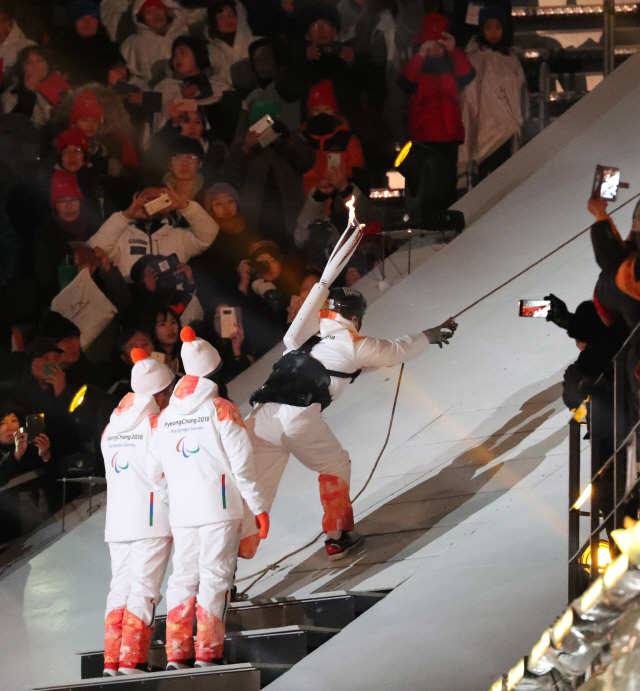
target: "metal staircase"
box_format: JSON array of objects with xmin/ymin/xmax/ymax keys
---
[{"xmin": 33, "ymin": 590, "xmax": 388, "ymax": 691}]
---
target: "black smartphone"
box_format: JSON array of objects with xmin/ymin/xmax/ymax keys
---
[
  {"xmin": 592, "ymin": 165, "xmax": 621, "ymax": 201},
  {"xmin": 518, "ymin": 299, "xmax": 551, "ymax": 318},
  {"xmin": 250, "ymin": 260, "xmax": 270, "ymax": 275},
  {"xmin": 26, "ymin": 413, "xmax": 45, "ymax": 442}
]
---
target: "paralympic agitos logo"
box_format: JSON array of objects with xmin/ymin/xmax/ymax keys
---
[
  {"xmin": 176, "ymin": 437, "xmax": 200, "ymax": 458},
  {"xmin": 111, "ymin": 452, "xmax": 129, "ymax": 473}
]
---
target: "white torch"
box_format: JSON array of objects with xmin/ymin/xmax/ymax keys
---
[{"xmin": 284, "ymin": 196, "xmax": 364, "ymax": 351}]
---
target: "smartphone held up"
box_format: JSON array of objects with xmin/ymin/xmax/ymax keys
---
[
  {"xmin": 518, "ymin": 299, "xmax": 551, "ymax": 318},
  {"xmin": 591, "ymin": 164, "xmax": 629, "ymax": 201}
]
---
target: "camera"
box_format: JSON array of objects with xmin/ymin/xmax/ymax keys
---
[
  {"xmin": 250, "ymin": 259, "xmax": 271, "ymax": 276},
  {"xmin": 149, "ymin": 253, "xmax": 181, "ymax": 286},
  {"xmin": 320, "ymin": 41, "xmax": 345, "ymax": 56}
]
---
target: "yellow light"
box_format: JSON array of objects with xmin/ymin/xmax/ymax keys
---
[
  {"xmin": 579, "ymin": 578, "xmax": 603, "ymax": 613},
  {"xmin": 506, "ymin": 659, "xmax": 525, "ymax": 690},
  {"xmin": 603, "ymin": 554, "xmax": 629, "ymax": 589},
  {"xmin": 394, "ymin": 141, "xmax": 413, "ymax": 168},
  {"xmin": 70, "ymin": 385, "xmax": 88, "ymax": 413},
  {"xmin": 529, "ymin": 631, "xmax": 550, "ymax": 667},
  {"xmin": 552, "ymin": 608, "xmax": 573, "ymax": 647},
  {"xmin": 490, "ymin": 679, "xmax": 503, "ymax": 691},
  {"xmin": 579, "ymin": 541, "xmax": 612, "ymax": 574},
  {"xmin": 573, "ymin": 400, "xmax": 589, "ymax": 423},
  {"xmin": 573, "ymin": 483, "xmax": 591, "ymax": 510}
]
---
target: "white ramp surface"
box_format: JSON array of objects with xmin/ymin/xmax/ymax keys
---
[{"xmin": 2, "ymin": 53, "xmax": 640, "ymax": 691}]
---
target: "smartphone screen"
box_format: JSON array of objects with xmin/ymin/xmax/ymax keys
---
[
  {"xmin": 26, "ymin": 414, "xmax": 45, "ymax": 442},
  {"xmin": 592, "ymin": 165, "xmax": 621, "ymax": 201},
  {"xmin": 518, "ymin": 299, "xmax": 551, "ymax": 318}
]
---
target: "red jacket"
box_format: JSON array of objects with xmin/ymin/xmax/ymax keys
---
[
  {"xmin": 301, "ymin": 115, "xmax": 365, "ymax": 194},
  {"xmin": 401, "ymin": 49, "xmax": 474, "ymax": 143}
]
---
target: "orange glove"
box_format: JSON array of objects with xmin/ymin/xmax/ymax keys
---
[{"xmin": 256, "ymin": 512, "xmax": 270, "ymax": 539}]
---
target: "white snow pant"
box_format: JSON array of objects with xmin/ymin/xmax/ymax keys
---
[
  {"xmin": 246, "ymin": 402, "xmax": 354, "ymax": 533},
  {"xmin": 165, "ymin": 520, "xmax": 242, "ymax": 663},
  {"xmin": 104, "ymin": 536, "xmax": 172, "ymax": 670}
]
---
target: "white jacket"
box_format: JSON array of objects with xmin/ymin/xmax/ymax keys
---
[
  {"xmin": 121, "ymin": 0, "xmax": 192, "ymax": 87},
  {"xmin": 0, "ymin": 21, "xmax": 35, "ymax": 78},
  {"xmin": 89, "ymin": 200, "xmax": 218, "ymax": 279},
  {"xmin": 102, "ymin": 393, "xmax": 171, "ymax": 542},
  {"xmin": 148, "ymin": 375, "xmax": 266, "ymax": 527},
  {"xmin": 205, "ymin": 22, "xmax": 257, "ymax": 92},
  {"xmin": 154, "ymin": 74, "xmax": 226, "ymax": 131},
  {"xmin": 306, "ymin": 315, "xmax": 429, "ymax": 401}
]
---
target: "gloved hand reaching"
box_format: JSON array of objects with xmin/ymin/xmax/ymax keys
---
[
  {"xmin": 544, "ymin": 293, "xmax": 571, "ymax": 330},
  {"xmin": 424, "ymin": 317, "xmax": 458, "ymax": 348},
  {"xmin": 256, "ymin": 512, "xmax": 270, "ymax": 539}
]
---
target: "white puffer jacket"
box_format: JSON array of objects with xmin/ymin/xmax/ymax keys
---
[
  {"xmin": 102, "ymin": 393, "xmax": 171, "ymax": 542},
  {"xmin": 0, "ymin": 21, "xmax": 35, "ymax": 79},
  {"xmin": 88, "ymin": 200, "xmax": 218, "ymax": 280},
  {"xmin": 148, "ymin": 375, "xmax": 266, "ymax": 528}
]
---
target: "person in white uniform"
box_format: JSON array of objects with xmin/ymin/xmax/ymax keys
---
[
  {"xmin": 148, "ymin": 326, "xmax": 269, "ymax": 669},
  {"xmin": 248, "ymin": 287, "xmax": 458, "ymax": 560},
  {"xmin": 102, "ymin": 348, "xmax": 175, "ymax": 676}
]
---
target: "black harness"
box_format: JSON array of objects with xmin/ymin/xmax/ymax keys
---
[{"xmin": 249, "ymin": 335, "xmax": 361, "ymax": 411}]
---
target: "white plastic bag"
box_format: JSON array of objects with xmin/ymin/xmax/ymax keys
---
[{"xmin": 51, "ymin": 268, "xmax": 117, "ymax": 351}]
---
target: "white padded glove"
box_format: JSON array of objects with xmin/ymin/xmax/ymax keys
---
[{"xmin": 252, "ymin": 279, "xmax": 277, "ymax": 297}]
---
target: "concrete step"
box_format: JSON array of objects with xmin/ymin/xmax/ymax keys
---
[{"xmin": 32, "ymin": 663, "xmax": 260, "ymax": 691}]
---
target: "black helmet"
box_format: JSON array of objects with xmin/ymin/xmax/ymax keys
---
[{"xmin": 324, "ymin": 287, "xmax": 367, "ymax": 323}]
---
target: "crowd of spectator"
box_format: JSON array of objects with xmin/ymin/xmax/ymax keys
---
[{"xmin": 0, "ymin": 0, "xmax": 529, "ymax": 541}]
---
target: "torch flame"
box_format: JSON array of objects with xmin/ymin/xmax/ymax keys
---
[{"xmin": 346, "ymin": 195, "xmax": 357, "ymax": 227}]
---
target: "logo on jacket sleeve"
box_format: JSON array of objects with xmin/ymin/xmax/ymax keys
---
[
  {"xmin": 111, "ymin": 452, "xmax": 129, "ymax": 473},
  {"xmin": 176, "ymin": 437, "xmax": 200, "ymax": 458}
]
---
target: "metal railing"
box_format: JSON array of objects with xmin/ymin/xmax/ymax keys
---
[{"xmin": 567, "ymin": 321, "xmax": 640, "ymax": 600}]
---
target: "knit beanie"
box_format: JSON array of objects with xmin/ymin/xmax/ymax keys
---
[
  {"xmin": 307, "ymin": 80, "xmax": 337, "ymax": 113},
  {"xmin": 248, "ymin": 98, "xmax": 281, "ymax": 126},
  {"xmin": 50, "ymin": 170, "xmax": 83, "ymax": 207},
  {"xmin": 69, "ymin": 0, "xmax": 100, "ymax": 21},
  {"xmin": 56, "ymin": 127, "xmax": 89, "ymax": 155},
  {"xmin": 415, "ymin": 12, "xmax": 449, "ymax": 43},
  {"xmin": 204, "ymin": 182, "xmax": 240, "ymax": 214},
  {"xmin": 130, "ymin": 348, "xmax": 175, "ymax": 395},
  {"xmin": 70, "ymin": 90, "xmax": 104, "ymax": 125},
  {"xmin": 180, "ymin": 326, "xmax": 221, "ymax": 377}
]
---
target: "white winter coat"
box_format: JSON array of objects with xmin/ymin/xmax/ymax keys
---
[
  {"xmin": 89, "ymin": 200, "xmax": 218, "ymax": 279},
  {"xmin": 205, "ymin": 22, "xmax": 257, "ymax": 92},
  {"xmin": 0, "ymin": 21, "xmax": 35, "ymax": 79},
  {"xmin": 154, "ymin": 74, "xmax": 227, "ymax": 130},
  {"xmin": 1, "ymin": 87, "xmax": 52, "ymax": 127},
  {"xmin": 307, "ymin": 315, "xmax": 429, "ymax": 402},
  {"xmin": 121, "ymin": 0, "xmax": 192, "ymax": 87},
  {"xmin": 102, "ymin": 393, "xmax": 171, "ymax": 542},
  {"xmin": 458, "ymin": 40, "xmax": 526, "ymax": 171},
  {"xmin": 148, "ymin": 375, "xmax": 265, "ymax": 527}
]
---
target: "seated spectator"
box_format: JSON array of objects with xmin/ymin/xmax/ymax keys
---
[
  {"xmin": 205, "ymin": 0, "xmax": 257, "ymax": 94},
  {"xmin": 32, "ymin": 171, "xmax": 101, "ymax": 312},
  {"xmin": 238, "ymin": 38, "xmax": 302, "ymax": 139},
  {"xmin": 121, "ymin": 0, "xmax": 192, "ymax": 88},
  {"xmin": 145, "ymin": 306, "xmax": 184, "ymax": 374},
  {"xmin": 287, "ymin": 267, "xmax": 320, "ymax": 324},
  {"xmin": 145, "ymin": 104, "xmax": 228, "ymax": 184},
  {"xmin": 0, "ymin": 403, "xmax": 53, "ymax": 541},
  {"xmin": 459, "ymin": 6, "xmax": 526, "ymax": 184},
  {"xmin": 300, "ymin": 79, "xmax": 366, "ymax": 194},
  {"xmin": 88, "ymin": 184, "xmax": 218, "ymax": 280},
  {"xmin": 238, "ymin": 239, "xmax": 291, "ymax": 339},
  {"xmin": 107, "ymin": 327, "xmax": 154, "ymax": 398},
  {"xmin": 127, "ymin": 253, "xmax": 199, "ymax": 326},
  {"xmin": 163, "ymin": 135, "xmax": 206, "ymax": 205},
  {"xmin": 283, "ymin": 3, "xmax": 358, "ymax": 120},
  {"xmin": 0, "ymin": 4, "xmax": 36, "ymax": 84},
  {"xmin": 398, "ymin": 12, "xmax": 475, "ymax": 212},
  {"xmin": 294, "ymin": 165, "xmax": 381, "ymax": 268},
  {"xmin": 48, "ymin": 0, "xmax": 120, "ymax": 87},
  {"xmin": 155, "ymin": 36, "xmax": 227, "ymax": 129},
  {"xmin": 191, "ymin": 181, "xmax": 259, "ymax": 311},
  {"xmin": 221, "ymin": 101, "xmax": 315, "ymax": 248},
  {"xmin": 1, "ymin": 46, "xmax": 64, "ymax": 130}
]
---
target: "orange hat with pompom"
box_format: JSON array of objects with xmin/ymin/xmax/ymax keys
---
[
  {"xmin": 130, "ymin": 347, "xmax": 174, "ymax": 395},
  {"xmin": 180, "ymin": 326, "xmax": 221, "ymax": 377}
]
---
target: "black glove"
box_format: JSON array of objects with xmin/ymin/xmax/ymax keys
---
[
  {"xmin": 544, "ymin": 293, "xmax": 571, "ymax": 330},
  {"xmin": 271, "ymin": 119, "xmax": 290, "ymax": 142}
]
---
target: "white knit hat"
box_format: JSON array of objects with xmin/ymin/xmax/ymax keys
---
[
  {"xmin": 130, "ymin": 348, "xmax": 175, "ymax": 395},
  {"xmin": 180, "ymin": 326, "xmax": 221, "ymax": 377}
]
